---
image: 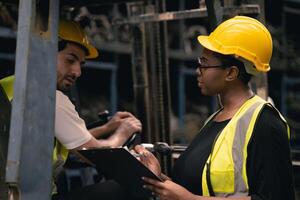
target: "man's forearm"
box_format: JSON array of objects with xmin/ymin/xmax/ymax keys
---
[
  {"xmin": 89, "ymin": 124, "xmax": 111, "ymax": 139},
  {"xmin": 74, "ymin": 135, "xmax": 123, "ymax": 150}
]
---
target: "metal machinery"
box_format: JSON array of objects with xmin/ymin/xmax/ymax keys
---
[{"xmin": 0, "ymin": 0, "xmax": 265, "ymax": 199}]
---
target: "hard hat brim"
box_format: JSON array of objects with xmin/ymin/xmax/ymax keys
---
[
  {"xmin": 197, "ymin": 35, "xmax": 227, "ymax": 56},
  {"xmin": 63, "ymin": 39, "xmax": 99, "ymax": 59},
  {"xmin": 85, "ymin": 44, "xmax": 99, "ymax": 59}
]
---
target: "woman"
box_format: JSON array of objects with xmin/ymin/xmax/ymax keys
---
[{"xmin": 135, "ymin": 16, "xmax": 295, "ymax": 200}]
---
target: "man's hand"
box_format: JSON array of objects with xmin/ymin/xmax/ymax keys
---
[
  {"xmin": 109, "ymin": 116, "xmax": 142, "ymax": 147},
  {"xmin": 105, "ymin": 111, "xmax": 134, "ymax": 132}
]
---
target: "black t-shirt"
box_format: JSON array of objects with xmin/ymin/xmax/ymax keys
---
[{"xmin": 172, "ymin": 106, "xmax": 295, "ymax": 200}]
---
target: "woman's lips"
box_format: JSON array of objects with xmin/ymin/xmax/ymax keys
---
[{"xmin": 197, "ymin": 78, "xmax": 203, "ymax": 87}]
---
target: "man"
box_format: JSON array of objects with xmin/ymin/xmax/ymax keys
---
[
  {"xmin": 55, "ymin": 20, "xmax": 141, "ymax": 150},
  {"xmin": 0, "ymin": 20, "xmax": 140, "ymax": 200},
  {"xmin": 52, "ymin": 20, "xmax": 141, "ymax": 199}
]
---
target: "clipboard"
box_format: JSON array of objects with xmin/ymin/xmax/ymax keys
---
[{"xmin": 78, "ymin": 148, "xmax": 162, "ymax": 198}]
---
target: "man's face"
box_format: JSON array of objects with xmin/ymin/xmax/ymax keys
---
[{"xmin": 57, "ymin": 43, "xmax": 86, "ymax": 91}]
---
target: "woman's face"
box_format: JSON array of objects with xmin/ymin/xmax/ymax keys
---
[{"xmin": 196, "ymin": 48, "xmax": 228, "ymax": 96}]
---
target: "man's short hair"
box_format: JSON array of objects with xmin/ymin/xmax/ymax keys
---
[{"xmin": 58, "ymin": 39, "xmax": 89, "ymax": 56}]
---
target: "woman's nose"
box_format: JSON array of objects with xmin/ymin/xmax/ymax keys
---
[{"xmin": 196, "ymin": 67, "xmax": 201, "ymax": 76}]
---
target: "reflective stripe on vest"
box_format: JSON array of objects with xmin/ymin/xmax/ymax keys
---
[{"xmin": 201, "ymin": 95, "xmax": 289, "ymax": 197}]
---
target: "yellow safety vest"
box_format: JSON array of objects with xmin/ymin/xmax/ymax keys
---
[
  {"xmin": 52, "ymin": 140, "xmax": 69, "ymax": 194},
  {"xmin": 0, "ymin": 75, "xmax": 69, "ymax": 194},
  {"xmin": 201, "ymin": 95, "xmax": 290, "ymax": 197},
  {"xmin": 0, "ymin": 75, "xmax": 15, "ymax": 101}
]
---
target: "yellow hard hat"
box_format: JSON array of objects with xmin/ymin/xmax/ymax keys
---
[
  {"xmin": 197, "ymin": 16, "xmax": 272, "ymax": 72},
  {"xmin": 59, "ymin": 20, "xmax": 98, "ymax": 59}
]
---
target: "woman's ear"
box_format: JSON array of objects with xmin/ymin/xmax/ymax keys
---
[{"xmin": 225, "ymin": 66, "xmax": 239, "ymax": 81}]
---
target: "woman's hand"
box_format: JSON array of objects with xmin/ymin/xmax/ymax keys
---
[
  {"xmin": 142, "ymin": 177, "xmax": 196, "ymax": 200},
  {"xmin": 134, "ymin": 145, "xmax": 161, "ymax": 177}
]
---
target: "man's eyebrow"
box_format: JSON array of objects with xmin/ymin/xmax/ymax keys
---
[
  {"xmin": 68, "ymin": 53, "xmax": 85, "ymax": 65},
  {"xmin": 68, "ymin": 53, "xmax": 79, "ymax": 61}
]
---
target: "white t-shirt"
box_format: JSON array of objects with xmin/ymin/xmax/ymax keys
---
[{"xmin": 55, "ymin": 90, "xmax": 92, "ymax": 149}]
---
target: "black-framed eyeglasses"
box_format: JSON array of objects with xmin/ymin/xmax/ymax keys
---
[{"xmin": 197, "ymin": 57, "xmax": 226, "ymax": 75}]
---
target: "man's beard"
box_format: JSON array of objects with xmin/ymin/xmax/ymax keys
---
[
  {"xmin": 57, "ymin": 75, "xmax": 77, "ymax": 92},
  {"xmin": 57, "ymin": 83, "xmax": 72, "ymax": 92}
]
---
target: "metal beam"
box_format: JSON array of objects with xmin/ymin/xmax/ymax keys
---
[
  {"xmin": 127, "ymin": 2, "xmax": 153, "ymax": 143},
  {"xmin": 5, "ymin": 0, "xmax": 59, "ymax": 199},
  {"xmin": 284, "ymin": 5, "xmax": 300, "ymax": 15},
  {"xmin": 128, "ymin": 1, "xmax": 172, "ymax": 174},
  {"xmin": 85, "ymin": 61, "xmax": 117, "ymax": 70},
  {"xmin": 113, "ymin": 4, "xmax": 260, "ymax": 25},
  {"xmin": 152, "ymin": 0, "xmax": 172, "ymax": 175},
  {"xmin": 91, "ymin": 41, "xmax": 201, "ymax": 60},
  {"xmin": 249, "ymin": 0, "xmax": 268, "ymax": 100},
  {"xmin": 0, "ymin": 45, "xmax": 201, "ymax": 61},
  {"xmin": 0, "ymin": 53, "xmax": 15, "ymax": 60},
  {"xmin": 61, "ymin": 0, "xmax": 147, "ymax": 6},
  {"xmin": 0, "ymin": 0, "xmax": 148, "ymax": 6},
  {"xmin": 205, "ymin": 0, "xmax": 223, "ymax": 31},
  {"xmin": 0, "ymin": 27, "xmax": 17, "ymax": 38}
]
